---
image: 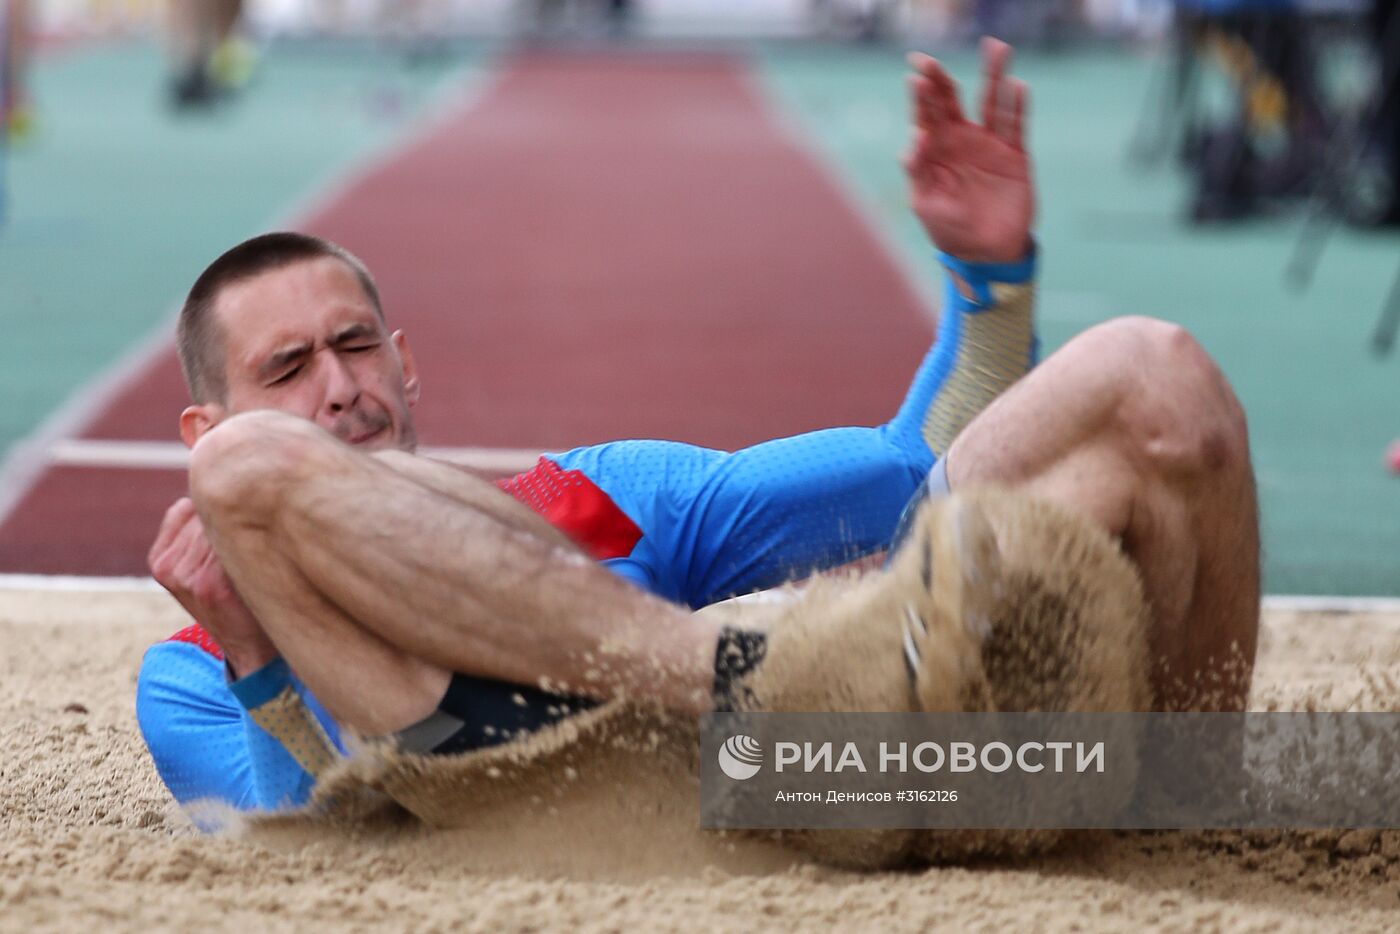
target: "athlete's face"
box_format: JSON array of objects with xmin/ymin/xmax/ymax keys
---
[{"xmin": 181, "ymin": 256, "xmax": 421, "ymax": 452}]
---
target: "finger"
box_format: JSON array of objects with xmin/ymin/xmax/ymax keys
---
[
  {"xmin": 1006, "ymin": 77, "xmax": 1027, "ymax": 149},
  {"xmin": 148, "ymin": 498, "xmax": 197, "ymax": 568},
  {"xmin": 189, "ymin": 547, "xmax": 231, "ymax": 605},
  {"xmin": 979, "ymin": 36, "xmax": 1012, "ymax": 132},
  {"xmin": 917, "ymin": 55, "xmax": 965, "ymax": 127},
  {"xmin": 992, "ymin": 73, "xmax": 1019, "ymax": 147},
  {"xmin": 162, "ymin": 508, "xmax": 211, "ymax": 577},
  {"xmin": 901, "ymin": 127, "xmax": 931, "ymax": 177},
  {"xmin": 907, "ymin": 51, "xmax": 965, "ymax": 126},
  {"xmin": 166, "ymin": 514, "xmax": 212, "ymax": 584},
  {"xmin": 906, "ymin": 50, "xmax": 937, "ymax": 75},
  {"xmin": 931, "ymin": 62, "xmax": 965, "ymax": 126},
  {"xmin": 153, "ymin": 497, "xmax": 195, "ymax": 545},
  {"xmin": 907, "ymin": 73, "xmax": 939, "ymax": 132}
]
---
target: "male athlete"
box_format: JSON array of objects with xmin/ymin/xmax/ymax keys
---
[{"xmin": 137, "ymin": 41, "xmax": 1260, "ymax": 813}]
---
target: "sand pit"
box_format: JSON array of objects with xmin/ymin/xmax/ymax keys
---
[{"xmin": 5, "ymin": 588, "xmax": 1400, "ymax": 931}]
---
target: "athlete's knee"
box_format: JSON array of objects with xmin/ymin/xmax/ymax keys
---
[
  {"xmin": 370, "ymin": 448, "xmax": 419, "ymax": 475},
  {"xmin": 1079, "ymin": 315, "xmax": 1199, "ymax": 380},
  {"xmin": 1095, "ymin": 316, "xmax": 1250, "ymax": 480},
  {"xmin": 189, "ymin": 410, "xmax": 333, "ymax": 523}
]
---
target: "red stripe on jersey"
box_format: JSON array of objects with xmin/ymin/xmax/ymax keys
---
[
  {"xmin": 495, "ymin": 457, "xmax": 642, "ymax": 561},
  {"xmin": 166, "ymin": 623, "xmax": 225, "ymax": 660}
]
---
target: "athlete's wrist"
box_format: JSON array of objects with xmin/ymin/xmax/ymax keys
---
[
  {"xmin": 222, "ymin": 639, "xmax": 280, "ymax": 681},
  {"xmin": 226, "ymin": 656, "xmax": 294, "ymax": 708},
  {"xmin": 940, "ymin": 237, "xmax": 1036, "ymax": 280},
  {"xmin": 938, "ymin": 238, "xmax": 1037, "ymax": 309}
]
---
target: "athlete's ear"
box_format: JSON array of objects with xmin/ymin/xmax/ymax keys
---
[
  {"xmin": 393, "ymin": 329, "xmax": 421, "ymax": 408},
  {"xmin": 179, "ymin": 404, "xmax": 225, "ymax": 449}
]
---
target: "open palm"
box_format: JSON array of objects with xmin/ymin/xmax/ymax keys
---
[{"xmin": 904, "ymin": 39, "xmax": 1034, "ymax": 264}]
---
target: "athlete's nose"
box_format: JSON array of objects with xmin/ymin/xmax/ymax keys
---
[{"xmin": 323, "ymin": 353, "xmax": 362, "ymax": 414}]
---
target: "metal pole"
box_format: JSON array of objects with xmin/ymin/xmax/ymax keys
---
[{"xmin": 1285, "ymin": 0, "xmax": 1400, "ymax": 291}]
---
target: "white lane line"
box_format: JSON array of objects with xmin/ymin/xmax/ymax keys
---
[
  {"xmin": 1262, "ymin": 595, "xmax": 1400, "ymax": 615},
  {"xmin": 0, "ymin": 60, "xmax": 506, "ymax": 530},
  {"xmin": 0, "ymin": 574, "xmax": 164, "ymax": 593},
  {"xmin": 46, "ymin": 438, "xmax": 543, "ymax": 474},
  {"xmin": 0, "ymin": 324, "xmax": 178, "ymax": 529},
  {"xmin": 47, "ymin": 440, "xmax": 191, "ymax": 470},
  {"xmin": 422, "ymin": 446, "xmax": 543, "ymax": 474}
]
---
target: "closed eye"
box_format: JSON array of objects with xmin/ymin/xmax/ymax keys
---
[
  {"xmin": 343, "ymin": 343, "xmax": 378, "ymax": 353},
  {"xmin": 269, "ymin": 366, "xmax": 302, "ymax": 386}
]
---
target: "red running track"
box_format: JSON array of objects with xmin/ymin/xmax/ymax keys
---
[{"xmin": 0, "ymin": 52, "xmax": 934, "ymax": 576}]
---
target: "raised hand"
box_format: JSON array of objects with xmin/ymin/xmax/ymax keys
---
[
  {"xmin": 904, "ymin": 37, "xmax": 1035, "ymax": 264},
  {"xmin": 148, "ymin": 497, "xmax": 278, "ymax": 678}
]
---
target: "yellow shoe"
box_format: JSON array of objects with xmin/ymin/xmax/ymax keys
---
[
  {"xmin": 4, "ymin": 102, "xmax": 35, "ymax": 143},
  {"xmin": 210, "ymin": 37, "xmax": 257, "ymax": 92}
]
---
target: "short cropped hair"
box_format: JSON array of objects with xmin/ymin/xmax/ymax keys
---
[{"xmin": 177, "ymin": 232, "xmax": 384, "ymax": 403}]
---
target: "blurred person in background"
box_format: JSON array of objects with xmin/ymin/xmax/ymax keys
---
[
  {"xmin": 1185, "ymin": 0, "xmax": 1331, "ymax": 221},
  {"xmin": 605, "ymin": 0, "xmax": 634, "ymax": 38},
  {"xmin": 899, "ymin": 0, "xmax": 1091, "ymax": 46},
  {"xmin": 2, "ymin": 0, "xmax": 33, "ymax": 139},
  {"xmin": 166, "ymin": 0, "xmax": 253, "ymax": 109},
  {"xmin": 526, "ymin": 0, "xmax": 566, "ymax": 38},
  {"xmin": 1186, "ymin": 0, "xmax": 1399, "ymax": 225},
  {"xmin": 973, "ymin": 0, "xmax": 1086, "ymax": 47},
  {"xmin": 810, "ymin": 0, "xmax": 903, "ymax": 41},
  {"xmin": 526, "ymin": 0, "xmax": 634, "ymax": 40}
]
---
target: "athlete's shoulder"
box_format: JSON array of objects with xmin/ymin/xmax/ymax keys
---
[
  {"xmin": 138, "ymin": 624, "xmax": 229, "ymax": 699},
  {"xmin": 158, "ymin": 623, "xmax": 224, "ymax": 660}
]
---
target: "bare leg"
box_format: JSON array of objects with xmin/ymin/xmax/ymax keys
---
[
  {"xmin": 211, "ymin": 0, "xmax": 243, "ymax": 40},
  {"xmin": 166, "ymin": 0, "xmax": 210, "ymax": 72},
  {"xmin": 189, "ymin": 412, "xmax": 718, "ymax": 735},
  {"xmin": 368, "ymin": 449, "xmax": 579, "ymax": 552},
  {"xmin": 4, "ymin": 1, "xmax": 30, "ymax": 101},
  {"xmin": 945, "ymin": 316, "xmax": 1259, "ymax": 710}
]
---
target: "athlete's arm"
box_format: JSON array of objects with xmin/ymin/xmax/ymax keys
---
[
  {"xmin": 548, "ymin": 245, "xmax": 1034, "ymax": 609},
  {"xmin": 142, "ymin": 496, "xmax": 351, "ymax": 811},
  {"xmin": 136, "ymin": 627, "xmax": 343, "ymax": 814},
  {"xmin": 521, "ymin": 41, "xmax": 1039, "ymax": 607}
]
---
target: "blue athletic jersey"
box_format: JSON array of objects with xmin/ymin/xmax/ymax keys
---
[{"xmin": 136, "ymin": 249, "xmax": 1038, "ymax": 814}]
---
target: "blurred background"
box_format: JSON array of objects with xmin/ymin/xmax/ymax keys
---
[{"xmin": 0, "ymin": 0, "xmax": 1396, "ymax": 595}]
